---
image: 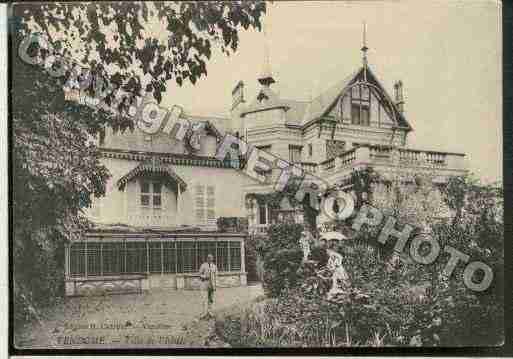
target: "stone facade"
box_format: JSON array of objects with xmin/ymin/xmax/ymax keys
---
[{"xmin": 231, "ymin": 64, "xmax": 467, "ymax": 233}]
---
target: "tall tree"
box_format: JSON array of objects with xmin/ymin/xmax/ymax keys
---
[{"xmin": 11, "ymin": 1, "xmax": 266, "ymax": 323}]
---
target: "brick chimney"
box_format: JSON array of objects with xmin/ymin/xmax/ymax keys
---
[
  {"xmin": 394, "ymin": 80, "xmax": 404, "ymax": 113},
  {"xmin": 231, "ymin": 80, "xmax": 245, "ymax": 110}
]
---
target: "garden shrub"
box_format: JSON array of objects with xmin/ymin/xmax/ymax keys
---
[
  {"xmin": 218, "ymin": 235, "xmax": 503, "ymax": 347},
  {"xmin": 258, "ymin": 223, "xmax": 304, "ymax": 297},
  {"xmin": 308, "ymin": 245, "xmax": 329, "ymax": 267},
  {"xmin": 245, "ymin": 235, "xmax": 264, "ymax": 282},
  {"xmin": 217, "ymin": 174, "xmax": 503, "ymax": 347},
  {"xmin": 262, "ymin": 248, "xmax": 303, "ymax": 298},
  {"xmin": 259, "ymin": 223, "xmax": 303, "ymax": 257}
]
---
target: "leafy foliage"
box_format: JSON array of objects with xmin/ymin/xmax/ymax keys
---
[
  {"xmin": 218, "ymin": 174, "xmax": 504, "ymax": 347},
  {"xmin": 262, "ymin": 248, "xmax": 304, "ymax": 298},
  {"xmin": 258, "ymin": 223, "xmax": 303, "ymax": 258},
  {"xmin": 255, "ymin": 223, "xmax": 304, "ymax": 297},
  {"xmin": 12, "ymin": 23, "xmax": 111, "ymax": 323},
  {"xmin": 12, "ymin": 1, "xmax": 266, "ymax": 106},
  {"xmin": 11, "ymin": 1, "xmax": 266, "ymax": 326}
]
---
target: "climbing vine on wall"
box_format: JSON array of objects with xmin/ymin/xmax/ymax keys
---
[{"xmin": 246, "ymin": 178, "xmax": 320, "ymax": 234}]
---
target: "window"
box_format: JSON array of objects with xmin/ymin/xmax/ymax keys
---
[
  {"xmin": 229, "ymin": 242, "xmax": 241, "ymax": 271},
  {"xmin": 86, "ymin": 243, "xmax": 101, "ymax": 276},
  {"xmin": 350, "ymin": 83, "xmax": 371, "ymax": 126},
  {"xmin": 163, "ymin": 241, "xmax": 177, "ymax": 273},
  {"xmin": 177, "ymin": 241, "xmax": 197, "ymax": 273},
  {"xmin": 68, "ymin": 239, "xmax": 245, "ymax": 277},
  {"xmin": 125, "ymin": 242, "xmax": 147, "ymax": 273},
  {"xmin": 149, "ymin": 242, "xmax": 163, "ymax": 273},
  {"xmin": 289, "ymin": 145, "xmax": 302, "ymax": 163},
  {"xmin": 259, "ymin": 203, "xmax": 267, "ymax": 225},
  {"xmin": 70, "ymin": 243, "xmax": 86, "ymax": 277},
  {"xmin": 351, "ymin": 104, "xmax": 370, "ymax": 126},
  {"xmin": 198, "ymin": 241, "xmax": 216, "ymax": 268},
  {"xmin": 308, "ymin": 144, "xmax": 313, "ymax": 157},
  {"xmin": 141, "ymin": 181, "xmax": 162, "ymax": 208},
  {"xmin": 102, "ymin": 242, "xmax": 124, "ymax": 275},
  {"xmin": 195, "ymin": 184, "xmax": 216, "ymax": 225},
  {"xmin": 216, "ymin": 241, "xmax": 229, "ymax": 272}
]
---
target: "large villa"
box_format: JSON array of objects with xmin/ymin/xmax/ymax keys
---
[{"xmin": 63, "ymin": 28, "xmax": 467, "ymax": 296}]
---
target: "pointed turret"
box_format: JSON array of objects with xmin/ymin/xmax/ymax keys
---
[
  {"xmin": 361, "ymin": 21, "xmax": 369, "ymax": 81},
  {"xmin": 258, "ymin": 4, "xmax": 275, "ymax": 87}
]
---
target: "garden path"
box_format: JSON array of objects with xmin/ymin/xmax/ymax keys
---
[{"xmin": 15, "ymin": 283, "xmax": 263, "ymax": 349}]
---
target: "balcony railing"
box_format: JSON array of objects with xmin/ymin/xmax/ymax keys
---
[
  {"xmin": 298, "ymin": 162, "xmax": 318, "ymax": 174},
  {"xmin": 317, "ymin": 144, "xmax": 466, "ymax": 178},
  {"xmin": 245, "ymin": 145, "xmax": 465, "ymax": 190}
]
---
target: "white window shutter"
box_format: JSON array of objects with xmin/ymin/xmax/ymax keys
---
[
  {"xmin": 195, "ymin": 184, "xmax": 205, "ymax": 223},
  {"xmin": 206, "ymin": 185, "xmax": 216, "ymax": 225}
]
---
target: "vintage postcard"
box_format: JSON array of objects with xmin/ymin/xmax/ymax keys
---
[{"xmin": 10, "ymin": 0, "xmax": 504, "ymax": 352}]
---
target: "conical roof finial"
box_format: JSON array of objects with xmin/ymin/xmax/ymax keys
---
[
  {"xmin": 258, "ymin": 2, "xmax": 275, "ymax": 87},
  {"xmin": 361, "ymin": 21, "xmax": 369, "ymax": 81}
]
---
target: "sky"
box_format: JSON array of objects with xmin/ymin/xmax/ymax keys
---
[{"xmin": 158, "ymin": 0, "xmax": 502, "ymax": 183}]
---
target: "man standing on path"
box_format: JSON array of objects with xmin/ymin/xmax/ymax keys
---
[{"xmin": 199, "ymin": 254, "xmax": 217, "ymax": 319}]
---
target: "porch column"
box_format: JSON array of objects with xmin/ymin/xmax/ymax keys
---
[
  {"xmin": 240, "ymin": 238, "xmax": 246, "ymax": 274},
  {"xmin": 240, "ymin": 237, "xmax": 247, "ymax": 286},
  {"xmin": 64, "ymin": 243, "xmax": 70, "ymax": 279},
  {"xmin": 146, "ymin": 237, "xmax": 150, "ymax": 275},
  {"xmin": 176, "ymin": 189, "xmax": 181, "ymax": 226},
  {"xmin": 160, "ymin": 237, "xmax": 164, "ymax": 276},
  {"xmin": 84, "ymin": 240, "xmax": 88, "ymax": 278}
]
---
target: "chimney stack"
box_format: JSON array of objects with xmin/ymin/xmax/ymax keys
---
[
  {"xmin": 394, "ymin": 80, "xmax": 404, "ymax": 113},
  {"xmin": 231, "ymin": 81, "xmax": 245, "ymax": 110}
]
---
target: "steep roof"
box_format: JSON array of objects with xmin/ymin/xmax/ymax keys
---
[
  {"xmin": 300, "ymin": 66, "xmax": 412, "ymax": 131},
  {"xmin": 301, "ymin": 68, "xmax": 361, "ymax": 125},
  {"xmin": 238, "ymin": 65, "xmax": 412, "ymax": 131}
]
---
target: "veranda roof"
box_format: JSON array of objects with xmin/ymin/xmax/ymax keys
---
[{"xmin": 116, "ymin": 157, "xmax": 187, "ymax": 192}]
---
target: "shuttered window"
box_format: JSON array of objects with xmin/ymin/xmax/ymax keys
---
[
  {"xmin": 195, "ymin": 184, "xmax": 216, "ymax": 225},
  {"xmin": 195, "ymin": 184, "xmax": 205, "ymax": 223},
  {"xmin": 207, "ymin": 185, "xmax": 216, "ymax": 225}
]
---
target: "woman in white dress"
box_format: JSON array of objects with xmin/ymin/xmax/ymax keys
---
[{"xmin": 324, "ymin": 237, "xmax": 351, "ymax": 299}]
